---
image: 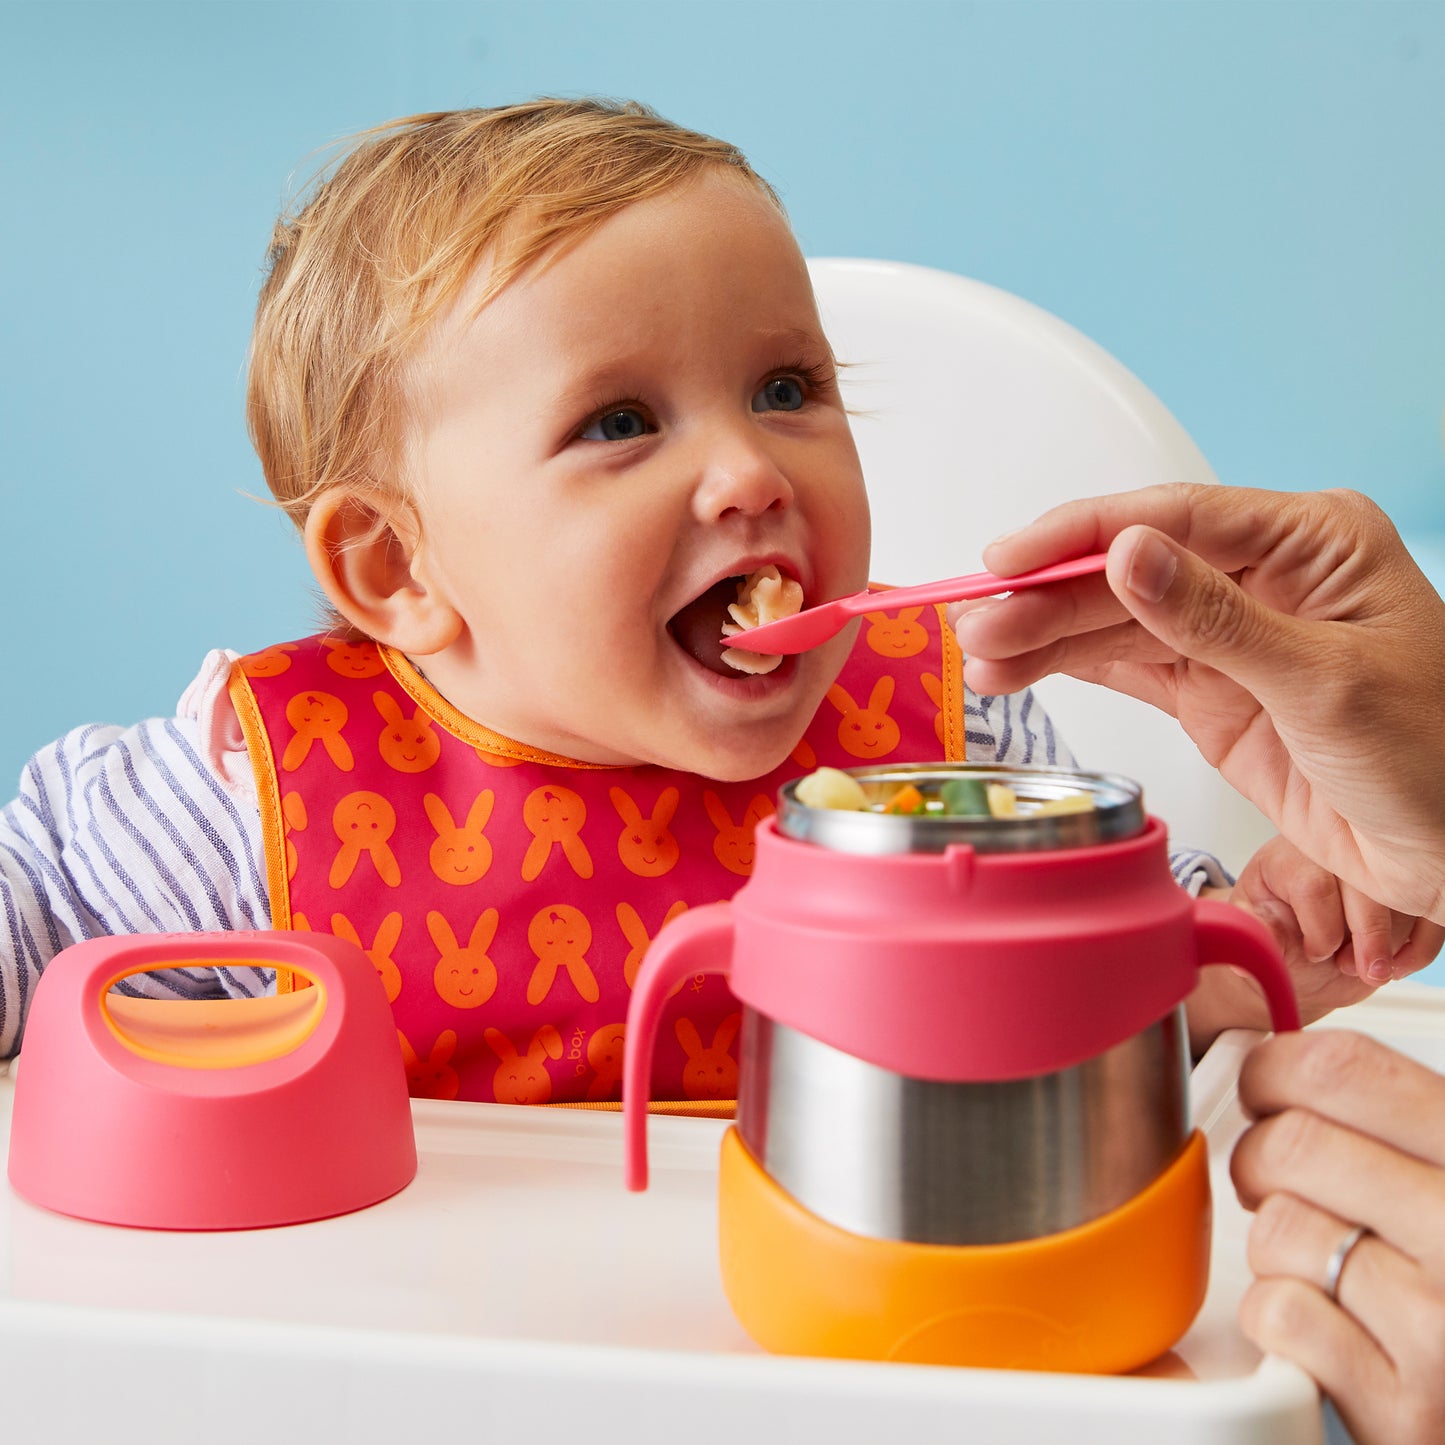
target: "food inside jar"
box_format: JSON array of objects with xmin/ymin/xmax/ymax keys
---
[{"xmin": 795, "ymin": 768, "xmax": 1097, "ymax": 818}]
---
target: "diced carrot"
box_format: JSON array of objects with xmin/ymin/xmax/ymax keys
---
[{"xmin": 882, "ymin": 783, "xmax": 926, "ymax": 815}]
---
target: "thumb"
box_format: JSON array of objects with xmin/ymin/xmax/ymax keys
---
[{"xmin": 1107, "ymin": 525, "xmax": 1312, "ymax": 693}]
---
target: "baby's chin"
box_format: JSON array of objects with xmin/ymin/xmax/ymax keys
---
[{"xmin": 656, "ymin": 708, "xmax": 821, "ymax": 784}]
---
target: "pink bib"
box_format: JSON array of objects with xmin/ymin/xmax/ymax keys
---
[{"xmin": 230, "ymin": 603, "xmax": 964, "ymax": 1106}]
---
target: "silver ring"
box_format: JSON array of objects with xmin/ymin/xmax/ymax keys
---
[{"xmin": 1323, "ymin": 1223, "xmax": 1370, "ymax": 1302}]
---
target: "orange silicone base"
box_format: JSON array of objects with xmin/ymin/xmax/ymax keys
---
[{"xmin": 718, "ymin": 1125, "xmax": 1210, "ymax": 1373}]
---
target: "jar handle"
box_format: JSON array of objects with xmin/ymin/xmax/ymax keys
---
[
  {"xmin": 623, "ymin": 902, "xmax": 736, "ymax": 1190},
  {"xmin": 1192, "ymin": 897, "xmax": 1301, "ymax": 1033}
]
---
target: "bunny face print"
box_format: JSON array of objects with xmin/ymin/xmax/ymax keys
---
[{"xmin": 395, "ymin": 169, "xmax": 870, "ymax": 782}]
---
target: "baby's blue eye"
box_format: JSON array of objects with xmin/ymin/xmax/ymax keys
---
[
  {"xmin": 582, "ymin": 408, "xmax": 651, "ymax": 442},
  {"xmin": 753, "ymin": 376, "xmax": 805, "ymax": 413}
]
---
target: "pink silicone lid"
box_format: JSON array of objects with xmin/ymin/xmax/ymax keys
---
[{"xmin": 7, "ymin": 931, "xmax": 417, "ymax": 1230}]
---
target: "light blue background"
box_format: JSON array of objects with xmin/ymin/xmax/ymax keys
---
[{"xmin": 4, "ymin": 3, "xmax": 1443, "ymax": 848}]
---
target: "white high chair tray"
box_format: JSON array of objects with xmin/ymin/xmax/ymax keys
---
[{"xmin": 5, "ymin": 986, "xmax": 1442, "ymax": 1445}]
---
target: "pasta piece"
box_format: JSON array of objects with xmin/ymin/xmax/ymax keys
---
[
  {"xmin": 1030, "ymin": 793, "xmax": 1096, "ymax": 817},
  {"xmin": 985, "ymin": 783, "xmax": 1019, "ymax": 818},
  {"xmin": 795, "ymin": 766, "xmax": 870, "ymax": 811},
  {"xmin": 721, "ymin": 565, "xmax": 804, "ymax": 675}
]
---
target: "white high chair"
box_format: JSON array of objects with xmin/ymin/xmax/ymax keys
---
[{"xmin": 807, "ymin": 257, "xmax": 1273, "ymax": 868}]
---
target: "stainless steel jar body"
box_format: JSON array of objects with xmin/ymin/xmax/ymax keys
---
[{"xmin": 735, "ymin": 1004, "xmax": 1189, "ymax": 1246}]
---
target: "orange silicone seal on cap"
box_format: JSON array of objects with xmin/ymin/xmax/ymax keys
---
[{"xmin": 717, "ymin": 1126, "xmax": 1210, "ymax": 1374}]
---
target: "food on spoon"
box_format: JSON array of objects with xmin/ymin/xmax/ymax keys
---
[{"xmin": 721, "ymin": 566, "xmax": 805, "ymax": 674}]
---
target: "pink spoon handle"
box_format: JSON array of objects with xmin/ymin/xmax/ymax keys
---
[
  {"xmin": 724, "ymin": 552, "xmax": 1108, "ymax": 655},
  {"xmin": 861, "ymin": 552, "xmax": 1109, "ymax": 615}
]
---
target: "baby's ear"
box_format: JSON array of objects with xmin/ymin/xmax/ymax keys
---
[{"xmin": 304, "ymin": 489, "xmax": 461, "ymax": 655}]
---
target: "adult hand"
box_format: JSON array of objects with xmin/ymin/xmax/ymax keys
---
[
  {"xmin": 951, "ymin": 485, "xmax": 1445, "ymax": 925},
  {"xmin": 1232, "ymin": 1029, "xmax": 1445, "ymax": 1445}
]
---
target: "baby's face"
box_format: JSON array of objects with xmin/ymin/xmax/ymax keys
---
[{"xmin": 404, "ymin": 170, "xmax": 870, "ymax": 780}]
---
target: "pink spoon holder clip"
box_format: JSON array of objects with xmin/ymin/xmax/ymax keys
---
[{"xmin": 7, "ymin": 931, "xmax": 417, "ymax": 1230}]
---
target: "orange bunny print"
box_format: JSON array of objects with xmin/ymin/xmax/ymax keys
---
[
  {"xmin": 330, "ymin": 790, "xmax": 401, "ymax": 888},
  {"xmin": 426, "ymin": 907, "xmax": 499, "ymax": 1009},
  {"xmin": 586, "ymin": 1022, "xmax": 626, "ymax": 1102},
  {"xmin": 610, "ymin": 785, "xmax": 680, "ymax": 878},
  {"xmin": 241, "ymin": 642, "xmax": 298, "ymax": 678},
  {"xmin": 865, "ymin": 607, "xmax": 928, "ymax": 658},
  {"xmin": 423, "ymin": 790, "xmax": 494, "ymax": 885},
  {"xmin": 521, "ymin": 785, "xmax": 594, "ymax": 881},
  {"xmin": 331, "ymin": 910, "xmax": 403, "ymax": 1003},
  {"xmin": 526, "ymin": 903, "xmax": 599, "ymax": 1006},
  {"xmin": 281, "ymin": 791, "xmax": 308, "ymax": 881},
  {"xmin": 323, "ymin": 638, "xmax": 386, "ymax": 679},
  {"xmin": 921, "ymin": 673, "xmax": 947, "ymax": 748},
  {"xmin": 702, "ymin": 790, "xmax": 774, "ymax": 876},
  {"xmin": 789, "ymin": 737, "xmax": 818, "ymax": 770},
  {"xmin": 826, "ymin": 676, "xmax": 901, "ymax": 760},
  {"xmin": 484, "ymin": 1024, "xmax": 563, "ymax": 1104},
  {"xmin": 676, "ymin": 1012, "xmax": 742, "ymax": 1100},
  {"xmin": 282, "ymin": 690, "xmax": 354, "ymax": 772},
  {"xmin": 616, "ymin": 899, "xmax": 688, "ymax": 989},
  {"xmin": 398, "ymin": 1028, "xmax": 460, "ymax": 1100},
  {"xmin": 374, "ymin": 692, "xmax": 442, "ymax": 773}
]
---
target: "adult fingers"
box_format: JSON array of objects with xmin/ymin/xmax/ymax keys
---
[
  {"xmin": 1231, "ymin": 1107, "xmax": 1445, "ymax": 1257},
  {"xmin": 978, "ymin": 482, "xmax": 1284, "ymax": 579},
  {"xmin": 1238, "ymin": 1031, "xmax": 1445, "ymax": 1172},
  {"xmin": 1238, "ymin": 1275, "xmax": 1396, "ymax": 1444},
  {"xmin": 1232, "ymin": 1052, "xmax": 1445, "ymax": 1268},
  {"xmin": 956, "ymin": 614, "xmax": 1187, "ymax": 709},
  {"xmin": 948, "ymin": 571, "xmax": 1124, "ymax": 657},
  {"xmin": 1100, "ymin": 526, "xmax": 1326, "ymax": 707},
  {"xmin": 1248, "ymin": 1192, "xmax": 1410, "ymax": 1353},
  {"xmin": 1243, "ymin": 1192, "xmax": 1445, "ymax": 1445}
]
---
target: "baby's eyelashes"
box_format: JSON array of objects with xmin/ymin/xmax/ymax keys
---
[
  {"xmin": 573, "ymin": 359, "xmax": 832, "ymax": 444},
  {"xmin": 751, "ymin": 358, "xmax": 836, "ymax": 414}
]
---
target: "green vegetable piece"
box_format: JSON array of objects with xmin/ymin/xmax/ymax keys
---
[{"xmin": 940, "ymin": 777, "xmax": 990, "ymax": 817}]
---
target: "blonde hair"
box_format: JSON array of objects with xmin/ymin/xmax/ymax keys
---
[{"xmin": 247, "ymin": 98, "xmax": 781, "ymax": 527}]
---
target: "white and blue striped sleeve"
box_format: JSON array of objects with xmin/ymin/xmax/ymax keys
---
[
  {"xmin": 0, "ymin": 664, "xmax": 273, "ymax": 1058},
  {"xmin": 965, "ymin": 686, "xmax": 1080, "ymax": 770},
  {"xmin": 964, "ymin": 684, "xmax": 1230, "ymax": 896}
]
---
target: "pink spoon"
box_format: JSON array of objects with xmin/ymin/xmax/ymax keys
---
[{"xmin": 721, "ymin": 552, "xmax": 1109, "ymax": 656}]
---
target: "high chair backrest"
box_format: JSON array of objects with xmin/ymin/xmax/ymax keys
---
[{"xmin": 808, "ymin": 257, "xmax": 1271, "ymax": 866}]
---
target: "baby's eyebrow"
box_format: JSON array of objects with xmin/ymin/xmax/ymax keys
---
[
  {"xmin": 552, "ymin": 359, "xmax": 644, "ymax": 411},
  {"xmin": 554, "ymin": 326, "xmax": 834, "ymax": 408},
  {"xmin": 754, "ymin": 325, "xmax": 834, "ymax": 357}
]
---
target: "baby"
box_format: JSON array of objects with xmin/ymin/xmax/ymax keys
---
[{"xmin": 0, "ymin": 100, "xmax": 1435, "ymax": 1104}]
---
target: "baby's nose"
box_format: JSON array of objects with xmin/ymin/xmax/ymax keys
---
[{"xmin": 691, "ymin": 432, "xmax": 794, "ymax": 523}]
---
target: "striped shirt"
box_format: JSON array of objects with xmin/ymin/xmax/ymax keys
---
[{"xmin": 0, "ymin": 651, "xmax": 1227, "ymax": 1058}]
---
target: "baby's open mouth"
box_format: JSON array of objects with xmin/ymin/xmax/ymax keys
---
[{"xmin": 668, "ymin": 566, "xmax": 804, "ymax": 677}]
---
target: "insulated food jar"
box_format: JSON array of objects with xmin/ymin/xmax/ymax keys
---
[{"xmin": 623, "ymin": 765, "xmax": 1299, "ymax": 1372}]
